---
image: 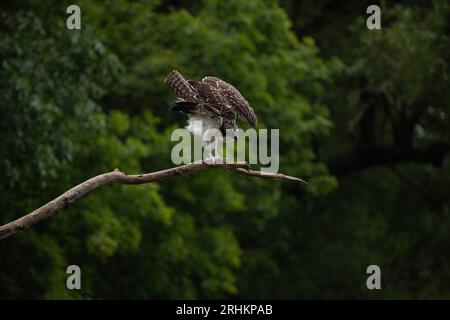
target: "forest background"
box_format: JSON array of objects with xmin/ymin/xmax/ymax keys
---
[{"xmin": 0, "ymin": 0, "xmax": 449, "ymax": 299}]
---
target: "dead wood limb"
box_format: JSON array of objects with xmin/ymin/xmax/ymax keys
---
[{"xmin": 0, "ymin": 161, "xmax": 309, "ymax": 240}]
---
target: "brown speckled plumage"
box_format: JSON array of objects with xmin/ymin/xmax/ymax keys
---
[{"xmin": 165, "ymin": 70, "xmax": 257, "ymax": 134}]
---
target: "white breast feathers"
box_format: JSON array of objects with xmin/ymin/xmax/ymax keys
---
[{"xmin": 186, "ymin": 115, "xmax": 221, "ymax": 138}]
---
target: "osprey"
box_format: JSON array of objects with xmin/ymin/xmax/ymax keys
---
[{"xmin": 165, "ymin": 70, "xmax": 257, "ymax": 162}]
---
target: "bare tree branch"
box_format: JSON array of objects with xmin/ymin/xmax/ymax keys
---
[{"xmin": 0, "ymin": 161, "xmax": 309, "ymax": 240}]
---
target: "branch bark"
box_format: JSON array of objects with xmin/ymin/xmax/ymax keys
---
[{"xmin": 0, "ymin": 161, "xmax": 309, "ymax": 240}]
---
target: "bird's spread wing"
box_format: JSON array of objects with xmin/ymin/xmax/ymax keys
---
[
  {"xmin": 188, "ymin": 80, "xmax": 227, "ymax": 106},
  {"xmin": 165, "ymin": 71, "xmax": 247, "ymax": 130},
  {"xmin": 169, "ymin": 79, "xmax": 236, "ymax": 120},
  {"xmin": 187, "ymin": 80, "xmax": 237, "ymax": 120},
  {"xmin": 202, "ymin": 76, "xmax": 257, "ymax": 127},
  {"xmin": 165, "ymin": 70, "xmax": 197, "ymax": 102}
]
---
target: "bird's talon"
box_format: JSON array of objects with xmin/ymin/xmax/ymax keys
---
[{"xmin": 204, "ymin": 157, "xmax": 215, "ymax": 165}]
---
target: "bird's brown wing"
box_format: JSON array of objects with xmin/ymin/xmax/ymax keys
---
[
  {"xmin": 166, "ymin": 71, "xmax": 236, "ymax": 128},
  {"xmin": 188, "ymin": 80, "xmax": 228, "ymax": 106},
  {"xmin": 202, "ymin": 76, "xmax": 257, "ymax": 127},
  {"xmin": 188, "ymin": 80, "xmax": 237, "ymax": 131},
  {"xmin": 165, "ymin": 70, "xmax": 197, "ymax": 102}
]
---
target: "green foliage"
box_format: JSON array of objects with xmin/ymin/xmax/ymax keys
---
[
  {"xmin": 0, "ymin": 0, "xmax": 448, "ymax": 299},
  {"xmin": 274, "ymin": 0, "xmax": 450, "ymax": 298}
]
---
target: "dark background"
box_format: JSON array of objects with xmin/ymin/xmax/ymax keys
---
[{"xmin": 0, "ymin": 0, "xmax": 449, "ymax": 299}]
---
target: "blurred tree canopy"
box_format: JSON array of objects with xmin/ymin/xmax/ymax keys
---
[{"xmin": 0, "ymin": 0, "xmax": 448, "ymax": 299}]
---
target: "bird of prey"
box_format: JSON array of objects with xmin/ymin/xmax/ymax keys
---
[{"xmin": 165, "ymin": 70, "xmax": 257, "ymax": 162}]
